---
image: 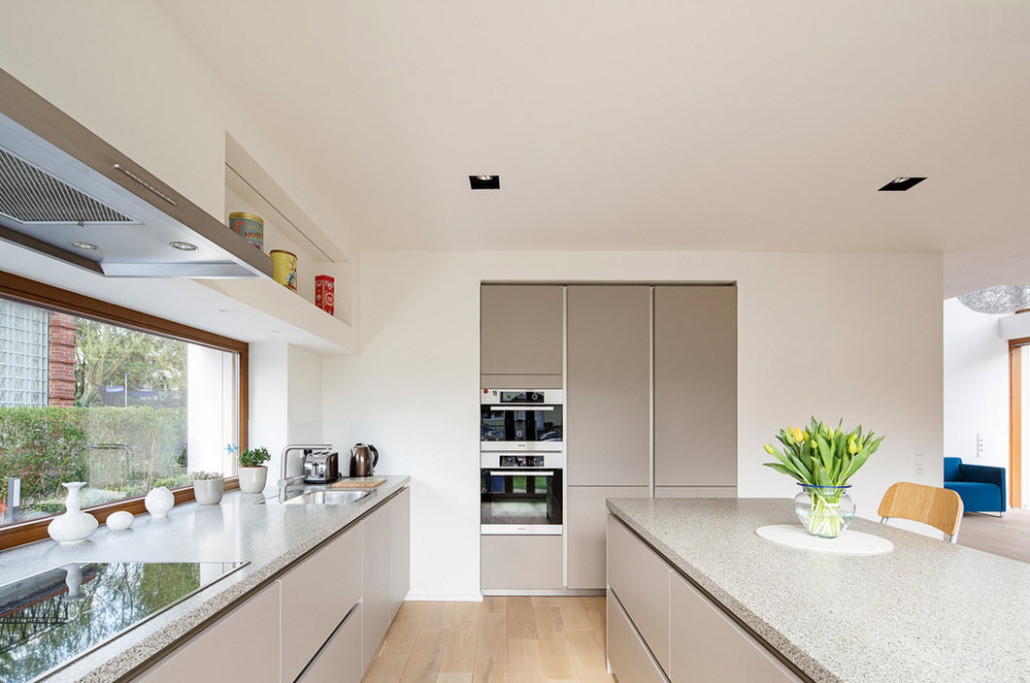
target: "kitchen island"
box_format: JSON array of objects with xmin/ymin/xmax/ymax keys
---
[
  {"xmin": 0, "ymin": 476, "xmax": 410, "ymax": 682},
  {"xmin": 606, "ymin": 497, "xmax": 1030, "ymax": 683}
]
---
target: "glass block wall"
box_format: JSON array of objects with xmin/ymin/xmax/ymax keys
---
[{"xmin": 0, "ymin": 299, "xmax": 49, "ymax": 407}]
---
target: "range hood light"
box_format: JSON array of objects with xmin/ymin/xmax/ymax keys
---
[
  {"xmin": 169, "ymin": 241, "xmax": 198, "ymax": 251},
  {"xmin": 68, "ymin": 241, "xmax": 98, "ymax": 250}
]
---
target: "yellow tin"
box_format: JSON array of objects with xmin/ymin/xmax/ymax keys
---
[
  {"xmin": 270, "ymin": 250, "xmax": 298, "ymax": 291},
  {"xmin": 228, "ymin": 211, "xmax": 264, "ymax": 250}
]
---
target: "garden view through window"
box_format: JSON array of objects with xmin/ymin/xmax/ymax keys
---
[{"xmin": 0, "ymin": 297, "xmax": 239, "ymax": 527}]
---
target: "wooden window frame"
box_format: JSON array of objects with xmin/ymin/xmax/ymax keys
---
[{"xmin": 0, "ymin": 270, "xmax": 248, "ymax": 549}]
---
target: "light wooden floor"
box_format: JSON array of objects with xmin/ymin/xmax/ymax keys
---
[
  {"xmin": 363, "ymin": 596, "xmax": 615, "ymax": 683},
  {"xmin": 957, "ymin": 507, "xmax": 1030, "ymax": 564}
]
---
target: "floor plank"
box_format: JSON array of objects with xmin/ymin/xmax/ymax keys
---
[
  {"xmin": 365, "ymin": 597, "xmax": 613, "ymax": 683},
  {"xmin": 958, "ymin": 508, "xmax": 1030, "ymax": 564}
]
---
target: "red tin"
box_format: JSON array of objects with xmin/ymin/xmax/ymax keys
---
[{"xmin": 315, "ymin": 275, "xmax": 335, "ymax": 315}]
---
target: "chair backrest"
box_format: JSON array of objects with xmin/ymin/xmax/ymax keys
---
[
  {"xmin": 878, "ymin": 482, "xmax": 964, "ymax": 541},
  {"xmin": 943, "ymin": 457, "xmax": 962, "ymax": 482}
]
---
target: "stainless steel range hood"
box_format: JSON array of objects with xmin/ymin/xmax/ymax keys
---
[{"xmin": 0, "ymin": 68, "xmax": 273, "ymax": 279}]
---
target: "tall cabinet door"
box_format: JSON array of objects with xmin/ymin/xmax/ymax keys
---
[
  {"xmin": 567, "ymin": 285, "xmax": 651, "ymax": 486},
  {"xmin": 654, "ymin": 286, "xmax": 737, "ymax": 487},
  {"xmin": 481, "ymin": 284, "xmax": 564, "ymax": 388}
]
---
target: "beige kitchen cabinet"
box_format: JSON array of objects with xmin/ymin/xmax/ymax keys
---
[
  {"xmin": 567, "ymin": 486, "xmax": 648, "ymax": 589},
  {"xmin": 362, "ymin": 488, "xmax": 411, "ymax": 671},
  {"xmin": 567, "ymin": 285, "xmax": 651, "ymax": 486},
  {"xmin": 280, "ymin": 523, "xmax": 363, "ymax": 683},
  {"xmin": 607, "ymin": 515, "xmax": 671, "ymax": 674},
  {"xmin": 134, "ymin": 583, "xmax": 280, "ymax": 682},
  {"xmin": 481, "ymin": 535, "xmax": 563, "ymax": 590},
  {"xmin": 654, "ymin": 285, "xmax": 737, "ymax": 487},
  {"xmin": 655, "ymin": 486, "xmax": 737, "ymax": 498},
  {"xmin": 480, "ymin": 284, "xmax": 563, "ymax": 387},
  {"xmin": 608, "ymin": 590, "xmax": 670, "ymax": 683},
  {"xmin": 297, "ymin": 604, "xmax": 363, "ymax": 683},
  {"xmin": 670, "ymin": 572, "xmax": 802, "ymax": 683}
]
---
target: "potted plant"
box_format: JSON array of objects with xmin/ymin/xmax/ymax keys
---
[
  {"xmin": 763, "ymin": 418, "xmax": 884, "ymax": 538},
  {"xmin": 191, "ymin": 471, "xmax": 225, "ymax": 505},
  {"xmin": 238, "ymin": 446, "xmax": 271, "ymax": 494}
]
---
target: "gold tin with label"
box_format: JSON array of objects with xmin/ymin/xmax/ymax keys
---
[{"xmin": 270, "ymin": 250, "xmax": 298, "ymax": 291}]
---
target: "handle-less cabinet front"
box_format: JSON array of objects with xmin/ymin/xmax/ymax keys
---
[
  {"xmin": 567, "ymin": 285, "xmax": 651, "ymax": 486},
  {"xmin": 654, "ymin": 286, "xmax": 737, "ymax": 487},
  {"xmin": 363, "ymin": 488, "xmax": 411, "ymax": 671},
  {"xmin": 297, "ymin": 604, "xmax": 363, "ymax": 683},
  {"xmin": 480, "ymin": 285, "xmax": 564, "ymax": 386},
  {"xmin": 134, "ymin": 583, "xmax": 280, "ymax": 682},
  {"xmin": 280, "ymin": 524, "xmax": 363, "ymax": 683},
  {"xmin": 568, "ymin": 486, "xmax": 649, "ymax": 589}
]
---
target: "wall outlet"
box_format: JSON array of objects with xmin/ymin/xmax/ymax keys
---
[
  {"xmin": 913, "ymin": 450, "xmax": 927, "ymax": 477},
  {"xmin": 976, "ymin": 432, "xmax": 983, "ymax": 459}
]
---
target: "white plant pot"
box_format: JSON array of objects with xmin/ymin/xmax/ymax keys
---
[
  {"xmin": 193, "ymin": 478, "xmax": 225, "ymax": 505},
  {"xmin": 47, "ymin": 482, "xmax": 98, "ymax": 544},
  {"xmin": 238, "ymin": 466, "xmax": 268, "ymax": 494},
  {"xmin": 145, "ymin": 486, "xmax": 175, "ymax": 518}
]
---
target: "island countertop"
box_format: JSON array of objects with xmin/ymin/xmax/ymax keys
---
[
  {"xmin": 606, "ymin": 497, "xmax": 1030, "ymax": 683},
  {"xmin": 0, "ymin": 476, "xmax": 410, "ymax": 683}
]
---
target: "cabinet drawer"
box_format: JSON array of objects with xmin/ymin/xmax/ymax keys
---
[
  {"xmin": 607, "ymin": 590, "xmax": 669, "ymax": 683},
  {"xmin": 670, "ymin": 572, "xmax": 802, "ymax": 683},
  {"xmin": 607, "ymin": 515, "xmax": 671, "ymax": 673},
  {"xmin": 298, "ymin": 604, "xmax": 362, "ymax": 683},
  {"xmin": 135, "ymin": 583, "xmax": 280, "ymax": 682},
  {"xmin": 280, "ymin": 525, "xmax": 363, "ymax": 682},
  {"xmin": 481, "ymin": 535, "xmax": 562, "ymax": 590}
]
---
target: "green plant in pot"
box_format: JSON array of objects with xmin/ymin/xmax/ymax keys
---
[
  {"xmin": 191, "ymin": 471, "xmax": 225, "ymax": 506},
  {"xmin": 763, "ymin": 418, "xmax": 884, "ymax": 538},
  {"xmin": 238, "ymin": 446, "xmax": 271, "ymax": 494}
]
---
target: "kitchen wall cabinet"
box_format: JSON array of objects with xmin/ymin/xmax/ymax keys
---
[
  {"xmin": 481, "ymin": 284, "xmax": 563, "ymax": 388},
  {"xmin": 656, "ymin": 486, "xmax": 736, "ymax": 498},
  {"xmin": 297, "ymin": 605, "xmax": 363, "ymax": 683},
  {"xmin": 134, "ymin": 583, "xmax": 280, "ymax": 683},
  {"xmin": 654, "ymin": 285, "xmax": 737, "ymax": 487},
  {"xmin": 362, "ymin": 488, "xmax": 411, "ymax": 670},
  {"xmin": 607, "ymin": 513, "xmax": 802, "ymax": 683},
  {"xmin": 280, "ymin": 521, "xmax": 363, "ymax": 683},
  {"xmin": 481, "ymin": 535, "xmax": 563, "ymax": 590},
  {"xmin": 567, "ymin": 486, "xmax": 649, "ymax": 589},
  {"xmin": 567, "ymin": 285, "xmax": 651, "ymax": 486}
]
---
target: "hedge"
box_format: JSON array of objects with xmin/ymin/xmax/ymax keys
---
[{"xmin": 0, "ymin": 406, "xmax": 187, "ymax": 511}]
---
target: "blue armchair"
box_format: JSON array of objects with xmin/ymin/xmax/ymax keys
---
[{"xmin": 943, "ymin": 457, "xmax": 1007, "ymax": 516}]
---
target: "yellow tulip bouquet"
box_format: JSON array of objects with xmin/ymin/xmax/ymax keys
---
[{"xmin": 763, "ymin": 418, "xmax": 884, "ymax": 537}]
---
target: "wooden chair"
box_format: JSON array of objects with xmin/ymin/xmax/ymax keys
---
[{"xmin": 878, "ymin": 482, "xmax": 964, "ymax": 543}]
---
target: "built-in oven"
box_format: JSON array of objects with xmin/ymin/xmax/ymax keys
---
[
  {"xmin": 480, "ymin": 389, "xmax": 563, "ymax": 451},
  {"xmin": 480, "ymin": 453, "xmax": 563, "ymax": 535}
]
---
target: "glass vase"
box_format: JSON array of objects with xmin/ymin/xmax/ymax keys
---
[{"xmin": 794, "ymin": 484, "xmax": 855, "ymax": 538}]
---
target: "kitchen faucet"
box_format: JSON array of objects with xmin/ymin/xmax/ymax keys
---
[{"xmin": 278, "ymin": 444, "xmax": 332, "ymax": 502}]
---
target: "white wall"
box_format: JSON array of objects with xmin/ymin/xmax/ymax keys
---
[
  {"xmin": 942, "ymin": 298, "xmax": 1008, "ymax": 468},
  {"xmin": 322, "ymin": 250, "xmax": 944, "ymax": 599}
]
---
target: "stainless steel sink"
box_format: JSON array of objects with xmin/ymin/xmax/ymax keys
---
[{"xmin": 275, "ymin": 489, "xmax": 370, "ymax": 506}]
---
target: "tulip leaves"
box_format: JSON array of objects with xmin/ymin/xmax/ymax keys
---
[{"xmin": 763, "ymin": 418, "xmax": 884, "ymax": 488}]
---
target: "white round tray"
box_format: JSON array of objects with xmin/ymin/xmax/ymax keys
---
[{"xmin": 755, "ymin": 524, "xmax": 894, "ymax": 555}]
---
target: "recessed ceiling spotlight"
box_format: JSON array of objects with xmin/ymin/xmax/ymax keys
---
[
  {"xmin": 169, "ymin": 241, "xmax": 198, "ymax": 251},
  {"xmin": 469, "ymin": 174, "xmax": 501, "ymax": 190},
  {"xmin": 67, "ymin": 241, "xmax": 99, "ymax": 250},
  {"xmin": 878, "ymin": 176, "xmax": 926, "ymax": 192}
]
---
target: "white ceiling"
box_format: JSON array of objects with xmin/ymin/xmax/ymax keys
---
[{"xmin": 158, "ymin": 1, "xmax": 1030, "ymax": 292}]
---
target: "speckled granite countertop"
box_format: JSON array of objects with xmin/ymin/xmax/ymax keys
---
[
  {"xmin": 1, "ymin": 476, "xmax": 409, "ymax": 682},
  {"xmin": 607, "ymin": 497, "xmax": 1030, "ymax": 683}
]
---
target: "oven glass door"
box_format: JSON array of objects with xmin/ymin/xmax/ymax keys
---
[
  {"xmin": 480, "ymin": 467, "xmax": 563, "ymax": 534},
  {"xmin": 480, "ymin": 405, "xmax": 563, "ymax": 445}
]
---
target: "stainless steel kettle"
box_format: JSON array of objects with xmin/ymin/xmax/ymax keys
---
[{"xmin": 350, "ymin": 443, "xmax": 379, "ymax": 477}]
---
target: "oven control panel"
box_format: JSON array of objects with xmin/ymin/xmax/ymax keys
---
[{"xmin": 499, "ymin": 455, "xmax": 545, "ymax": 468}]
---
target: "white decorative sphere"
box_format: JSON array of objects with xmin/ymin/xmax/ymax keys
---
[
  {"xmin": 106, "ymin": 510, "xmax": 134, "ymax": 531},
  {"xmin": 144, "ymin": 487, "xmax": 175, "ymax": 518}
]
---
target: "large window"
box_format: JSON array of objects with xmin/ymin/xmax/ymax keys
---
[{"xmin": 0, "ymin": 273, "xmax": 247, "ymax": 543}]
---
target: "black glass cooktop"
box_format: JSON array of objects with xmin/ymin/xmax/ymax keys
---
[{"xmin": 0, "ymin": 561, "xmax": 246, "ymax": 683}]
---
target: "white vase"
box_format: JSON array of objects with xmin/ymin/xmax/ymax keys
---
[
  {"xmin": 238, "ymin": 466, "xmax": 268, "ymax": 494},
  {"xmin": 145, "ymin": 486, "xmax": 175, "ymax": 518},
  {"xmin": 193, "ymin": 478, "xmax": 225, "ymax": 505},
  {"xmin": 47, "ymin": 482, "xmax": 98, "ymax": 544}
]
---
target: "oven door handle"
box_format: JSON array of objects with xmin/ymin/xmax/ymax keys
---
[
  {"xmin": 488, "ymin": 471, "xmax": 554, "ymax": 477},
  {"xmin": 485, "ymin": 405, "xmax": 555, "ymax": 411}
]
